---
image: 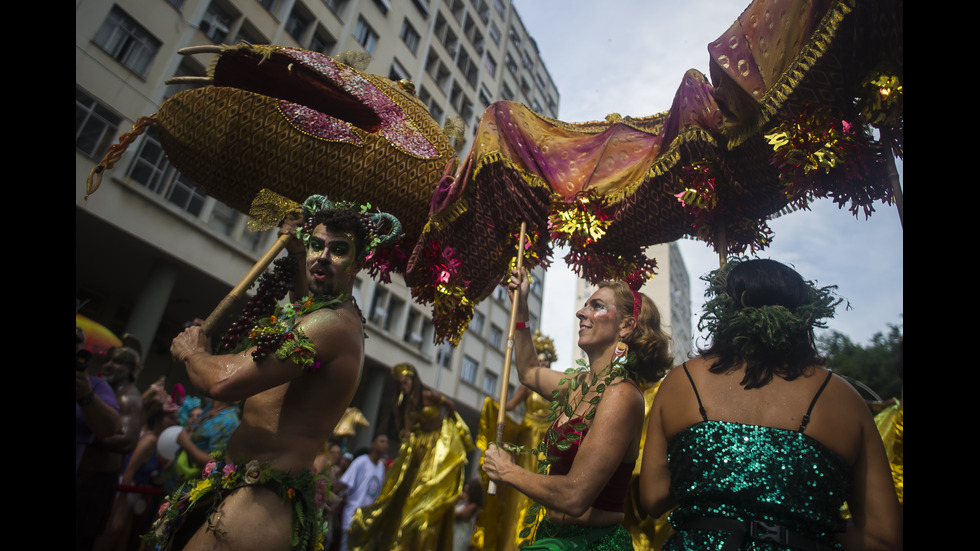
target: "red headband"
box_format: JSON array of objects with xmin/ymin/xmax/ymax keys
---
[{"xmin": 630, "ymin": 289, "xmax": 641, "ymax": 319}]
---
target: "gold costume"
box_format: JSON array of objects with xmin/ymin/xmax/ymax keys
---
[
  {"xmin": 623, "ymin": 380, "xmax": 673, "ymax": 551},
  {"xmin": 475, "ymin": 381, "xmax": 675, "ymax": 551},
  {"xmin": 874, "ymin": 401, "xmax": 903, "ymax": 510},
  {"xmin": 348, "ymin": 407, "xmax": 474, "ymax": 551},
  {"xmin": 474, "ymin": 391, "xmax": 551, "ymax": 550}
]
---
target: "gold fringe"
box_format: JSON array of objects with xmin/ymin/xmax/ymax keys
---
[
  {"xmin": 606, "ymin": 124, "xmax": 719, "ymax": 204},
  {"xmin": 84, "ymin": 115, "xmax": 157, "ymax": 201},
  {"xmin": 422, "ymin": 195, "xmax": 470, "ymax": 234},
  {"xmin": 724, "ymin": 0, "xmax": 855, "ymax": 149}
]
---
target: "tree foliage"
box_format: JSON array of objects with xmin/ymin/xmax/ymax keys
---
[{"xmin": 818, "ymin": 322, "xmax": 903, "ymax": 402}]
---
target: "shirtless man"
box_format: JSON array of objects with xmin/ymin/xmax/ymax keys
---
[{"xmin": 163, "ymin": 200, "xmax": 384, "ymax": 551}]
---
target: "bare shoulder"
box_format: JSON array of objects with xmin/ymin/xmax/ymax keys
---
[
  {"xmin": 296, "ymin": 302, "xmax": 364, "ymax": 360},
  {"xmin": 595, "ymin": 378, "xmax": 645, "ymax": 427}
]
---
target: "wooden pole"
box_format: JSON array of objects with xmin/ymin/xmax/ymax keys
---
[
  {"xmin": 201, "ymin": 233, "xmax": 292, "ymax": 335},
  {"xmin": 717, "ymin": 226, "xmax": 728, "ymax": 268},
  {"xmin": 883, "ymin": 133, "xmax": 904, "ymax": 229},
  {"xmin": 488, "ymin": 221, "xmax": 527, "ymax": 496}
]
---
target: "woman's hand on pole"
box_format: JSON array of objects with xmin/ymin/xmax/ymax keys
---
[{"xmin": 506, "ymin": 267, "xmax": 531, "ymax": 319}]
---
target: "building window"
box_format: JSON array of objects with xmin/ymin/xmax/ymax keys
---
[
  {"xmin": 127, "ymin": 127, "xmax": 171, "ymax": 189},
  {"xmin": 508, "ymin": 25, "xmax": 521, "ymax": 46},
  {"xmin": 323, "ymin": 0, "xmax": 346, "ymax": 14},
  {"xmin": 505, "ymin": 51, "xmax": 517, "ymax": 75},
  {"xmin": 484, "ymin": 53, "xmax": 496, "ymax": 76},
  {"xmin": 470, "ymin": 310, "xmax": 485, "ymax": 335},
  {"xmin": 353, "ymin": 16, "xmax": 379, "ymax": 54},
  {"xmin": 236, "ymin": 23, "xmax": 266, "ymax": 46},
  {"xmin": 369, "ymin": 287, "xmax": 390, "ymax": 326},
  {"xmin": 404, "ymin": 309, "xmax": 422, "ymax": 346},
  {"xmin": 285, "ymin": 8, "xmax": 312, "ymax": 42},
  {"xmin": 461, "ymin": 355, "xmax": 478, "ymax": 384},
  {"xmin": 482, "ymin": 370, "xmax": 498, "ymax": 396},
  {"xmin": 436, "ymin": 342, "xmax": 454, "ymax": 368},
  {"xmin": 400, "ymin": 19, "xmax": 420, "ymax": 54},
  {"xmin": 412, "ymin": 0, "xmax": 430, "ymax": 17},
  {"xmin": 479, "ymin": 86, "xmax": 492, "ymax": 109},
  {"xmin": 389, "ymin": 57, "xmax": 410, "ymax": 81},
  {"xmin": 463, "ymin": 14, "xmax": 485, "ymax": 54},
  {"xmin": 127, "ymin": 128, "xmax": 208, "ymax": 216},
  {"xmin": 456, "ymin": 48, "xmax": 479, "ymax": 88},
  {"xmin": 310, "ymin": 28, "xmax": 336, "ymax": 54},
  {"xmin": 257, "ymin": 0, "xmax": 280, "ymax": 14},
  {"xmin": 494, "ymin": 0, "xmax": 506, "ymax": 18},
  {"xmin": 206, "ymin": 201, "xmax": 238, "ymax": 237},
  {"xmin": 522, "ymin": 49, "xmax": 534, "ymax": 70},
  {"xmin": 93, "ymin": 6, "xmax": 161, "ymax": 76},
  {"xmin": 460, "ymin": 96, "xmax": 474, "ymax": 124},
  {"xmin": 493, "ymin": 284, "xmax": 507, "ymax": 301},
  {"xmin": 447, "ymin": 0, "xmax": 465, "ymax": 23},
  {"xmin": 489, "ymin": 324, "xmax": 503, "ymax": 349},
  {"xmin": 373, "ymin": 0, "xmax": 391, "ymax": 14},
  {"xmin": 501, "ymin": 82, "xmax": 513, "ymax": 101},
  {"xmin": 488, "ymin": 21, "xmax": 501, "ymax": 45},
  {"xmin": 530, "ymin": 276, "xmax": 542, "ymax": 297},
  {"xmin": 200, "ymin": 2, "xmax": 234, "ymax": 43},
  {"xmin": 166, "ymin": 0, "xmax": 185, "ymax": 9},
  {"xmin": 434, "ymin": 13, "xmax": 459, "ymax": 57},
  {"xmin": 429, "ymin": 101, "xmax": 445, "ymax": 124},
  {"xmin": 76, "ymin": 88, "xmax": 121, "ymax": 159}
]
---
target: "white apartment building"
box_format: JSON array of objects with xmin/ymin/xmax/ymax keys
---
[{"xmin": 75, "ymin": 0, "xmax": 558, "ymax": 460}]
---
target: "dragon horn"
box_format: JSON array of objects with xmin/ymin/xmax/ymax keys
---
[{"xmin": 368, "ymin": 212, "xmax": 404, "ymax": 247}]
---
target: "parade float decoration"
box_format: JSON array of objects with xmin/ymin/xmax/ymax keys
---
[
  {"xmin": 85, "ymin": 44, "xmax": 460, "ymax": 333},
  {"xmin": 407, "ymin": 0, "xmax": 903, "ymax": 346}
]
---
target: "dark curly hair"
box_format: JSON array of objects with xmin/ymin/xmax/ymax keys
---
[
  {"xmin": 597, "ymin": 281, "xmax": 674, "ymax": 384},
  {"xmin": 697, "ymin": 258, "xmax": 841, "ymax": 389},
  {"xmin": 307, "ymin": 208, "xmax": 369, "ymax": 259}
]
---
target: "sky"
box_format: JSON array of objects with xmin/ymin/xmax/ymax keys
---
[{"xmin": 511, "ymin": 0, "xmax": 904, "ymax": 362}]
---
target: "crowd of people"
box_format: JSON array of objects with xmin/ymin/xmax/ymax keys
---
[{"xmin": 76, "ymin": 191, "xmax": 901, "ymax": 551}]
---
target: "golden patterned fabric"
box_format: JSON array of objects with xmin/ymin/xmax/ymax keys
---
[
  {"xmin": 154, "ymin": 44, "xmax": 457, "ymax": 244},
  {"xmin": 347, "ymin": 411, "xmax": 473, "ymax": 551},
  {"xmin": 407, "ymin": 0, "xmax": 902, "ymax": 345}
]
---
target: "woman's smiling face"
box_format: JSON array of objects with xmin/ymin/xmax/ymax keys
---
[{"xmin": 576, "ymin": 287, "xmax": 624, "ymax": 353}]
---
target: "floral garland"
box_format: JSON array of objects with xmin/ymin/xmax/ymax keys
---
[
  {"xmin": 410, "ymin": 240, "xmax": 473, "ymax": 345},
  {"xmin": 227, "ymin": 294, "xmax": 352, "ymax": 371},
  {"xmin": 146, "ymin": 457, "xmax": 330, "ymax": 551},
  {"xmin": 697, "ymin": 257, "xmax": 844, "ymax": 357},
  {"xmin": 673, "ymin": 161, "xmax": 774, "ymax": 255},
  {"xmin": 765, "ymin": 105, "xmax": 889, "ymax": 219},
  {"xmin": 499, "ymin": 353, "xmax": 631, "ymax": 547}
]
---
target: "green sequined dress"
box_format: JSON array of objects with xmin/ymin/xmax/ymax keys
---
[{"xmin": 665, "ymin": 420, "xmax": 851, "ymax": 550}]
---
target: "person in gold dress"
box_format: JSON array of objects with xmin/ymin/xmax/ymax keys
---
[
  {"xmin": 473, "ymin": 331, "xmax": 556, "ymax": 551},
  {"xmin": 347, "ymin": 362, "xmax": 474, "ymax": 551}
]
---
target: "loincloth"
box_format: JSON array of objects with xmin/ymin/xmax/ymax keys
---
[{"xmin": 144, "ymin": 458, "xmax": 329, "ymax": 551}]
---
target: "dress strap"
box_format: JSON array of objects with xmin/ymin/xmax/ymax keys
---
[
  {"xmin": 798, "ymin": 370, "xmax": 833, "ymax": 433},
  {"xmin": 681, "ymin": 363, "xmax": 708, "ymax": 422}
]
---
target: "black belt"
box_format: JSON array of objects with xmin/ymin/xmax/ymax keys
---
[{"xmin": 679, "ymin": 517, "xmax": 834, "ymax": 551}]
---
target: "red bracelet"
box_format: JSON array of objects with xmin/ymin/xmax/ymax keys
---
[{"xmin": 515, "ymin": 321, "xmax": 530, "ymax": 330}]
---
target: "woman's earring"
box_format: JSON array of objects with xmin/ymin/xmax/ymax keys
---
[{"xmin": 614, "ymin": 341, "xmax": 628, "ymax": 358}]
